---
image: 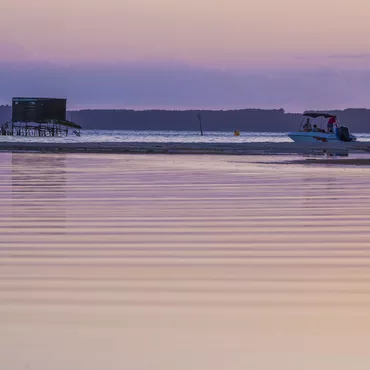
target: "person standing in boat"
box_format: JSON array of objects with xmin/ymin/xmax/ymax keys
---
[
  {"xmin": 303, "ymin": 118, "xmax": 312, "ymax": 132},
  {"xmin": 327, "ymin": 116, "xmax": 337, "ymax": 133}
]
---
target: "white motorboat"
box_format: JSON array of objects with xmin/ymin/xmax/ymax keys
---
[{"xmin": 288, "ymin": 111, "xmax": 357, "ymax": 143}]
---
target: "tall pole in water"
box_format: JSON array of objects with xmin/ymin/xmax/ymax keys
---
[{"xmin": 197, "ymin": 112, "xmax": 204, "ymax": 136}]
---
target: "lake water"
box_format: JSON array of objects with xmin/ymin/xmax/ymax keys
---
[
  {"xmin": 1, "ymin": 152, "xmax": 370, "ymax": 370},
  {"xmin": 1, "ymin": 130, "xmax": 370, "ymax": 143}
]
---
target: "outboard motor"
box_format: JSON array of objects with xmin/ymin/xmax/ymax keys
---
[{"xmin": 338, "ymin": 126, "xmax": 352, "ymax": 142}]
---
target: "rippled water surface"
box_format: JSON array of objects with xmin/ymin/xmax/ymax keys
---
[
  {"xmin": 2, "ymin": 152, "xmax": 370, "ymax": 369},
  {"xmin": 1, "ymin": 130, "xmax": 370, "ymax": 143}
]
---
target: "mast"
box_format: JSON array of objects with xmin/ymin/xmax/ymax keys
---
[{"xmin": 196, "ymin": 112, "xmax": 204, "ymax": 136}]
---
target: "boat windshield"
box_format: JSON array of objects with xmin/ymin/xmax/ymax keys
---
[{"xmin": 300, "ymin": 112, "xmax": 337, "ymax": 133}]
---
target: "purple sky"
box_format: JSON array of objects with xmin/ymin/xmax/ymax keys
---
[
  {"xmin": 1, "ymin": 0, "xmax": 370, "ymax": 111},
  {"xmin": 1, "ymin": 62, "xmax": 370, "ymax": 112}
]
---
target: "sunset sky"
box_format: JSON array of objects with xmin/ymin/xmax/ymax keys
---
[{"xmin": 1, "ymin": 0, "xmax": 370, "ymax": 110}]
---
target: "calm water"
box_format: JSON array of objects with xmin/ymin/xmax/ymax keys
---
[
  {"xmin": 2, "ymin": 152, "xmax": 370, "ymax": 369},
  {"xmin": 1, "ymin": 130, "xmax": 370, "ymax": 143}
]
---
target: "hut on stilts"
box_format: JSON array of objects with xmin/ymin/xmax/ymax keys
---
[{"xmin": 1, "ymin": 97, "xmax": 81, "ymax": 137}]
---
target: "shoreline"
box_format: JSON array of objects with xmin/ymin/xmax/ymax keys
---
[
  {"xmin": 285, "ymin": 158, "xmax": 370, "ymax": 165},
  {"xmin": 0, "ymin": 141, "xmax": 370, "ymax": 155}
]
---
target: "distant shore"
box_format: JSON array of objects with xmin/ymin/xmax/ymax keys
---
[
  {"xmin": 1, "ymin": 141, "xmax": 369, "ymax": 155},
  {"xmin": 2, "ymin": 107, "xmax": 370, "ymax": 132}
]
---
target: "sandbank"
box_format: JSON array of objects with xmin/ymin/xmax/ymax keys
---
[{"xmin": 1, "ymin": 141, "xmax": 369, "ymax": 155}]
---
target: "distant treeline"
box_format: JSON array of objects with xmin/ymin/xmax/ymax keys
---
[
  {"xmin": 1, "ymin": 105, "xmax": 370, "ymax": 132},
  {"xmin": 0, "ymin": 105, "xmax": 10, "ymax": 124}
]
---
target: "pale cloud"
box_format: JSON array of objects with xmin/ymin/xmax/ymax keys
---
[
  {"xmin": 0, "ymin": 41, "xmax": 34, "ymax": 61},
  {"xmin": 326, "ymin": 53, "xmax": 370, "ymax": 60}
]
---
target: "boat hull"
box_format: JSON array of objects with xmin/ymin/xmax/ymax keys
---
[{"xmin": 288, "ymin": 131, "xmax": 357, "ymax": 143}]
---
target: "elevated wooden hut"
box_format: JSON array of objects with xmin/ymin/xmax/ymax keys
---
[{"xmin": 1, "ymin": 97, "xmax": 81, "ymax": 137}]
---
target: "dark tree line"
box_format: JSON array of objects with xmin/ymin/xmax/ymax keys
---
[{"xmin": 1, "ymin": 105, "xmax": 370, "ymax": 132}]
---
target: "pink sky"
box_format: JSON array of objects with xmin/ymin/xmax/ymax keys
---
[
  {"xmin": 1, "ymin": 0, "xmax": 370, "ymax": 110},
  {"xmin": 1, "ymin": 0, "xmax": 370, "ymax": 69}
]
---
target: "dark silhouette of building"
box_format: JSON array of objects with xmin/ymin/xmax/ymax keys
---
[
  {"xmin": 12, "ymin": 97, "xmax": 67, "ymax": 123},
  {"xmin": 1, "ymin": 98, "xmax": 81, "ymax": 137}
]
